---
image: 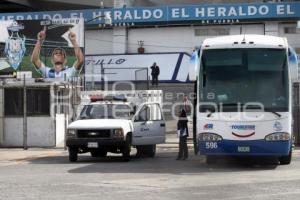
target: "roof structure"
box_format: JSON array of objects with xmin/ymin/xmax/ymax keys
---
[{"xmin": 0, "ymin": 0, "xmax": 277, "ymax": 13}]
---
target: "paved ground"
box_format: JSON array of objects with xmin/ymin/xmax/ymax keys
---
[{"xmin": 0, "ymin": 135, "xmax": 300, "ymax": 200}]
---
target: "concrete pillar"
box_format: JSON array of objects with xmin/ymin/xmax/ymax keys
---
[
  {"xmin": 112, "ymin": 27, "xmax": 128, "ymax": 54},
  {"xmin": 0, "ymin": 85, "xmax": 3, "ymax": 146},
  {"xmin": 114, "ymin": 0, "xmax": 133, "ymax": 8},
  {"xmin": 265, "ymin": 21, "xmax": 279, "ymax": 36},
  {"xmin": 112, "ymin": 0, "xmax": 131, "ymax": 54}
]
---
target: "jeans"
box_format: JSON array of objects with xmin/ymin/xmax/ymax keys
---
[
  {"xmin": 151, "ymin": 75, "xmax": 158, "ymax": 86},
  {"xmin": 177, "ymin": 137, "xmax": 188, "ymax": 159}
]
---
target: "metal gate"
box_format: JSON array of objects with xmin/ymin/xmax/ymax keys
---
[
  {"xmin": 135, "ymin": 68, "xmax": 149, "ymax": 90},
  {"xmin": 293, "ymin": 82, "xmax": 300, "ymax": 145}
]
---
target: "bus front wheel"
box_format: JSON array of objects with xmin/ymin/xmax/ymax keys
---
[{"xmin": 279, "ymin": 150, "xmax": 292, "ymax": 165}]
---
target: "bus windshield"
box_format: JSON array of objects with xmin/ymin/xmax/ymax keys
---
[{"xmin": 200, "ymin": 48, "xmax": 289, "ymax": 112}]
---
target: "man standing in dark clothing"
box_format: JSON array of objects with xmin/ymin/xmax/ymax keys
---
[
  {"xmin": 176, "ymin": 109, "xmax": 189, "ymax": 160},
  {"xmin": 150, "ymin": 62, "xmax": 160, "ymax": 86}
]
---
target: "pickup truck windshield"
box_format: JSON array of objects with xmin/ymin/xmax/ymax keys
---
[{"xmin": 79, "ymin": 104, "xmax": 132, "ymax": 119}]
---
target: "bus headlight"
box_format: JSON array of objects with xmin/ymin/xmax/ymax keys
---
[
  {"xmin": 265, "ymin": 132, "xmax": 290, "ymax": 141},
  {"xmin": 113, "ymin": 129, "xmax": 124, "ymax": 138},
  {"xmin": 199, "ymin": 133, "xmax": 223, "ymax": 141}
]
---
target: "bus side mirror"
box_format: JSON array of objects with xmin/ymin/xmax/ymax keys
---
[
  {"xmin": 189, "ymin": 50, "xmax": 200, "ymax": 81},
  {"xmin": 189, "ymin": 70, "xmax": 197, "ymax": 81},
  {"xmin": 288, "ymin": 47, "xmax": 298, "ymax": 82}
]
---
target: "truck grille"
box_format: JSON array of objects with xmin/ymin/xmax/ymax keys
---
[{"xmin": 77, "ymin": 130, "xmax": 111, "ymax": 138}]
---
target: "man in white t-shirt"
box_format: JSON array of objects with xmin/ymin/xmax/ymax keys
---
[{"xmin": 31, "ymin": 26, "xmax": 84, "ymax": 78}]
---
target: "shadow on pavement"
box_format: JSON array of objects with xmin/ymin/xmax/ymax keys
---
[{"xmin": 27, "ymin": 149, "xmax": 280, "ymax": 174}]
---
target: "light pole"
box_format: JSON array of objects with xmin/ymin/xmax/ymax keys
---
[{"xmin": 101, "ymin": 63, "xmax": 104, "ymax": 90}]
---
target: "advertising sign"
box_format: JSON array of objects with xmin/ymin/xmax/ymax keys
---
[
  {"xmin": 0, "ymin": 2, "xmax": 299, "ymax": 25},
  {"xmin": 0, "ymin": 18, "xmax": 84, "ymax": 79}
]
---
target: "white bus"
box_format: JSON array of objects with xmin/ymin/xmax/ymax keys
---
[{"xmin": 189, "ymin": 35, "xmax": 298, "ymax": 165}]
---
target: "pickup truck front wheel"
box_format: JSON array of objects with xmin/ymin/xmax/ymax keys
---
[
  {"xmin": 68, "ymin": 147, "xmax": 78, "ymax": 162},
  {"xmin": 136, "ymin": 145, "xmax": 156, "ymax": 158},
  {"xmin": 122, "ymin": 135, "xmax": 131, "ymax": 162}
]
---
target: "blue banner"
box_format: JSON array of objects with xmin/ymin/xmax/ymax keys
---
[{"xmin": 0, "ymin": 2, "xmax": 299, "ymax": 25}]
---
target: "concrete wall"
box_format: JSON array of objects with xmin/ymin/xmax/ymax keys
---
[
  {"xmin": 85, "ymin": 22, "xmax": 300, "ymax": 55},
  {"xmin": 85, "ymin": 29, "xmax": 113, "ymax": 54},
  {"xmin": 279, "ymin": 23, "xmax": 300, "ymax": 48},
  {"xmin": 128, "ymin": 26, "xmax": 195, "ymax": 53},
  {"xmin": 113, "ymin": 27, "xmax": 128, "ymax": 53},
  {"xmin": 265, "ymin": 21, "xmax": 279, "ymax": 36},
  {"xmin": 114, "ymin": 0, "xmax": 134, "ymax": 8},
  {"xmin": 3, "ymin": 117, "xmax": 55, "ymax": 147},
  {"xmin": 230, "ymin": 24, "xmax": 264, "ymax": 35},
  {"xmin": 85, "ymin": 21, "xmax": 300, "ymax": 55},
  {"xmin": 126, "ymin": 24, "xmax": 264, "ymax": 53}
]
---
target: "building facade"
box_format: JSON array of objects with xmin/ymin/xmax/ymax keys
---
[
  {"xmin": 1, "ymin": 0, "xmax": 300, "ymax": 147},
  {"xmin": 86, "ymin": 1, "xmax": 300, "ymax": 56},
  {"xmin": 1, "ymin": 1, "xmax": 299, "ymax": 56},
  {"xmin": 1, "ymin": 1, "xmax": 299, "ymax": 79}
]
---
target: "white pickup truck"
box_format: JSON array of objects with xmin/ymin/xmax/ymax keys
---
[{"xmin": 66, "ymin": 90, "xmax": 166, "ymax": 162}]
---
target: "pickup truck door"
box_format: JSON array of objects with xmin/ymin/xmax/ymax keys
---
[{"xmin": 132, "ymin": 103, "xmax": 166, "ymax": 145}]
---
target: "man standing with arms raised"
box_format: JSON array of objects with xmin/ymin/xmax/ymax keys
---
[{"xmin": 31, "ymin": 26, "xmax": 84, "ymax": 78}]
